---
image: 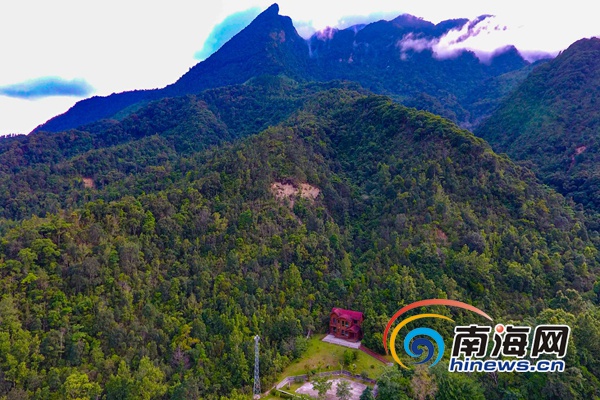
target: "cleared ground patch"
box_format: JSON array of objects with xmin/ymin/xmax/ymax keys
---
[
  {"xmin": 296, "ymin": 378, "xmax": 367, "ymax": 400},
  {"xmin": 271, "ymin": 181, "xmax": 320, "ymax": 208}
]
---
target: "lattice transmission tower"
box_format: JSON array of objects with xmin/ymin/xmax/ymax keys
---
[{"xmin": 253, "ymin": 335, "xmax": 261, "ymax": 399}]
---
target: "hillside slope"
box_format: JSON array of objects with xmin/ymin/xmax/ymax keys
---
[
  {"xmin": 477, "ymin": 37, "xmax": 600, "ymax": 211},
  {"xmin": 0, "ymin": 79, "xmax": 362, "ymax": 220},
  {"xmin": 1, "ymin": 86, "xmax": 600, "ymax": 398}
]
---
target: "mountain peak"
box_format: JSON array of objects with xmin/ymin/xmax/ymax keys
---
[
  {"xmin": 164, "ymin": 3, "xmax": 307, "ymax": 96},
  {"xmin": 562, "ymin": 36, "xmax": 600, "ymax": 55},
  {"xmin": 263, "ymin": 3, "xmax": 279, "ymax": 16},
  {"xmin": 391, "ymin": 14, "xmax": 434, "ymax": 30},
  {"xmin": 252, "ymin": 3, "xmax": 281, "ymax": 24}
]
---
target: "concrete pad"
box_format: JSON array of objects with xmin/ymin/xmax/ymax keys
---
[{"xmin": 322, "ymin": 334, "xmax": 361, "ymax": 349}]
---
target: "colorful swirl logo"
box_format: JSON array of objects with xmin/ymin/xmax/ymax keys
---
[{"xmin": 383, "ymin": 299, "xmax": 493, "ymax": 369}]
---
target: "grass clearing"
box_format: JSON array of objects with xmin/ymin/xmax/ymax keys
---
[{"xmin": 279, "ymin": 334, "xmax": 389, "ymax": 380}]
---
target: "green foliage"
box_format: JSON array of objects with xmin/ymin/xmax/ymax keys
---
[
  {"xmin": 410, "ymin": 365, "xmax": 437, "ymax": 400},
  {"xmin": 477, "ymin": 38, "xmax": 600, "ymax": 215},
  {"xmin": 359, "ymin": 386, "xmax": 375, "ymax": 400},
  {"xmin": 0, "ymin": 85, "xmax": 599, "ymax": 399},
  {"xmin": 342, "ymin": 349, "xmax": 358, "ymax": 366},
  {"xmin": 376, "ymin": 367, "xmax": 412, "ymax": 400},
  {"xmin": 63, "ymin": 371, "xmax": 102, "ymax": 400},
  {"xmin": 433, "ymin": 365, "xmax": 485, "ymax": 400}
]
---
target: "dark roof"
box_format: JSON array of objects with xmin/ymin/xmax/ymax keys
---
[
  {"xmin": 349, "ymin": 324, "xmax": 361, "ymax": 333},
  {"xmin": 331, "ymin": 308, "xmax": 364, "ymax": 321}
]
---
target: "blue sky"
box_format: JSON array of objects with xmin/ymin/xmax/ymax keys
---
[{"xmin": 1, "ymin": 0, "xmax": 599, "ymax": 135}]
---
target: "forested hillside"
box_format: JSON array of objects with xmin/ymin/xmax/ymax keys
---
[
  {"xmin": 477, "ymin": 37, "xmax": 600, "ymax": 213},
  {"xmin": 0, "ymin": 78, "xmax": 356, "ymax": 220},
  {"xmin": 1, "ymin": 82, "xmax": 600, "ymax": 399}
]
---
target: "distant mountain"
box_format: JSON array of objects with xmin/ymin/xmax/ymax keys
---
[
  {"xmin": 476, "ymin": 37, "xmax": 600, "ymax": 211},
  {"xmin": 166, "ymin": 4, "xmax": 309, "ymax": 95},
  {"xmin": 36, "ymin": 3, "xmax": 533, "ymax": 133},
  {"xmin": 303, "ymin": 14, "xmax": 530, "ymax": 127}
]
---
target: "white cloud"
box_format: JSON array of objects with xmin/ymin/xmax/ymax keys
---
[
  {"xmin": 398, "ymin": 33, "xmax": 434, "ymax": 53},
  {"xmin": 396, "ymin": 16, "xmax": 517, "ymax": 63}
]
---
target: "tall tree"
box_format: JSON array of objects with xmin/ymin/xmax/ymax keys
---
[{"xmin": 359, "ymin": 386, "xmax": 375, "ymax": 400}]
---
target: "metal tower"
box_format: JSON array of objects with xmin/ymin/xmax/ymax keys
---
[{"xmin": 253, "ymin": 335, "xmax": 261, "ymax": 398}]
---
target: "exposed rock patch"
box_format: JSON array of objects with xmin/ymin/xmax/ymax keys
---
[
  {"xmin": 575, "ymin": 145, "xmax": 587, "ymax": 155},
  {"xmin": 82, "ymin": 177, "xmax": 95, "ymax": 189},
  {"xmin": 271, "ymin": 181, "xmax": 320, "ymax": 208}
]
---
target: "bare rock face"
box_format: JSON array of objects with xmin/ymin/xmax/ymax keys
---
[{"xmin": 271, "ymin": 181, "xmax": 320, "ymax": 208}]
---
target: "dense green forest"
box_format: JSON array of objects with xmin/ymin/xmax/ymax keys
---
[
  {"xmin": 1, "ymin": 80, "xmax": 600, "ymax": 399},
  {"xmin": 0, "ymin": 78, "xmax": 358, "ymax": 221},
  {"xmin": 477, "ymin": 37, "xmax": 600, "ymax": 214}
]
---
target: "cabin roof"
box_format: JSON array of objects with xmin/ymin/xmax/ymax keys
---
[{"xmin": 331, "ymin": 307, "xmax": 363, "ymax": 321}]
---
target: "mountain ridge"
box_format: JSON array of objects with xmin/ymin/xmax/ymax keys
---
[
  {"xmin": 476, "ymin": 37, "xmax": 600, "ymax": 211},
  {"xmin": 35, "ymin": 3, "xmax": 533, "ymax": 133}
]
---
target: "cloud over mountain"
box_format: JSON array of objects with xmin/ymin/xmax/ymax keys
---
[
  {"xmin": 0, "ymin": 77, "xmax": 93, "ymax": 99},
  {"xmin": 397, "ymin": 15, "xmax": 501, "ymax": 61},
  {"xmin": 396, "ymin": 14, "xmax": 558, "ymax": 63},
  {"xmin": 194, "ymin": 8, "xmax": 262, "ymax": 61}
]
